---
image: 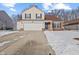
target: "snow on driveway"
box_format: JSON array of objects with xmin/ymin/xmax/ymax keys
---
[
  {"xmin": 0, "ymin": 31, "xmax": 18, "ymax": 47},
  {"xmin": 0, "ymin": 31, "xmax": 18, "ymax": 37},
  {"xmin": 44, "ymin": 31, "xmax": 79, "ymax": 55},
  {"xmin": 0, "ymin": 39, "xmax": 18, "ymax": 47}
]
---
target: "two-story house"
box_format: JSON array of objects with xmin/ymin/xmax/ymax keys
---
[{"xmin": 17, "ymin": 5, "xmax": 64, "ymax": 31}]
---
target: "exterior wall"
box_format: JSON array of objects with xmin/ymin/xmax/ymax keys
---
[
  {"xmin": 17, "ymin": 21, "xmax": 24, "ymax": 30},
  {"xmin": 64, "ymin": 24, "xmax": 79, "ymax": 30},
  {"xmin": 17, "ymin": 20, "xmax": 45, "ymax": 31},
  {"xmin": 61, "ymin": 21, "xmax": 64, "ymax": 30},
  {"xmin": 52, "ymin": 21, "xmax": 64, "ymax": 31},
  {"xmin": 44, "ymin": 20, "xmax": 64, "ymax": 31},
  {"xmin": 22, "ymin": 6, "xmax": 44, "ymax": 20},
  {"xmin": 64, "ymin": 19, "xmax": 79, "ymax": 30},
  {"xmin": 17, "ymin": 20, "xmax": 64, "ymax": 31}
]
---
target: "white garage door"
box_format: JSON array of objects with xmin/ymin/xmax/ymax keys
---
[{"xmin": 24, "ymin": 23, "xmax": 44, "ymax": 30}]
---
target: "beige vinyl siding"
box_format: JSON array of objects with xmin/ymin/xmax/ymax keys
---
[
  {"xmin": 17, "ymin": 6, "xmax": 45, "ymax": 31},
  {"xmin": 22, "ymin": 6, "xmax": 44, "ymax": 20}
]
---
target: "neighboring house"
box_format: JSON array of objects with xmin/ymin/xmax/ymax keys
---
[
  {"xmin": 64, "ymin": 19, "xmax": 79, "ymax": 30},
  {"xmin": 17, "ymin": 5, "xmax": 64, "ymax": 31},
  {"xmin": 0, "ymin": 11, "xmax": 14, "ymax": 30}
]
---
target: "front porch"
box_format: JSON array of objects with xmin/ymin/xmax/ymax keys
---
[{"xmin": 44, "ymin": 21, "xmax": 64, "ymax": 31}]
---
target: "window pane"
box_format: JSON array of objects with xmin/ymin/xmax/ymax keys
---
[
  {"xmin": 36, "ymin": 14, "xmax": 42, "ymax": 18},
  {"xmin": 53, "ymin": 23, "xmax": 56, "ymax": 28},
  {"xmin": 25, "ymin": 14, "xmax": 31, "ymax": 18},
  {"xmin": 53, "ymin": 22, "xmax": 60, "ymax": 28}
]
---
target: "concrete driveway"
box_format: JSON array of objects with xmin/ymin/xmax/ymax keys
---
[{"xmin": 0, "ymin": 31, "xmax": 55, "ymax": 55}]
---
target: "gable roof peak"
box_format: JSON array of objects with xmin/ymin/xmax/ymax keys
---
[
  {"xmin": 22, "ymin": 4, "xmax": 44, "ymax": 14},
  {"xmin": 31, "ymin": 3, "xmax": 37, "ymax": 8}
]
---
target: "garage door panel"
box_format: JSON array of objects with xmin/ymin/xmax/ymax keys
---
[{"xmin": 24, "ymin": 23, "xmax": 43, "ymax": 30}]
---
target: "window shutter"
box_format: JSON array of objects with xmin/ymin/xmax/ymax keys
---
[
  {"xmin": 36, "ymin": 14, "xmax": 37, "ymax": 18},
  {"xmin": 25, "ymin": 14, "xmax": 26, "ymax": 18}
]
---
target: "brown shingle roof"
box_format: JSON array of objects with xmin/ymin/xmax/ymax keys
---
[{"xmin": 45, "ymin": 15, "xmax": 61, "ymax": 21}]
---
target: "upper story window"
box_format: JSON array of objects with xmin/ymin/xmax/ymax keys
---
[
  {"xmin": 36, "ymin": 14, "xmax": 42, "ymax": 19},
  {"xmin": 25, "ymin": 14, "xmax": 31, "ymax": 18}
]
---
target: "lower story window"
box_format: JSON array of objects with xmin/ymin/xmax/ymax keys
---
[{"xmin": 53, "ymin": 22, "xmax": 61, "ymax": 29}]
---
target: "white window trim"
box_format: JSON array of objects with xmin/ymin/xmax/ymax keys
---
[
  {"xmin": 36, "ymin": 14, "xmax": 42, "ymax": 19},
  {"xmin": 25, "ymin": 14, "xmax": 31, "ymax": 19}
]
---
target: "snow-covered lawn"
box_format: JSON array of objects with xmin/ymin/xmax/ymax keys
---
[
  {"xmin": 0, "ymin": 30, "xmax": 18, "ymax": 37},
  {"xmin": 44, "ymin": 31, "xmax": 79, "ymax": 55},
  {"xmin": 0, "ymin": 31, "xmax": 18, "ymax": 46}
]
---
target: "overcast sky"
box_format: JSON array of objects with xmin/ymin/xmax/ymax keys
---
[{"xmin": 0, "ymin": 3, "xmax": 79, "ymax": 16}]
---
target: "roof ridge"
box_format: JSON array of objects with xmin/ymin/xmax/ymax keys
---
[{"xmin": 22, "ymin": 4, "xmax": 44, "ymax": 13}]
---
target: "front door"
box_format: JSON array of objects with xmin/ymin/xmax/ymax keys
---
[{"xmin": 45, "ymin": 22, "xmax": 50, "ymax": 30}]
